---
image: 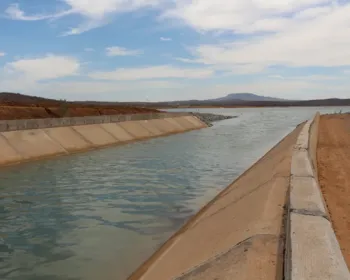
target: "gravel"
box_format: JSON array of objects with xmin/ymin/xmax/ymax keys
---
[{"xmin": 189, "ymin": 113, "xmax": 237, "ymax": 127}]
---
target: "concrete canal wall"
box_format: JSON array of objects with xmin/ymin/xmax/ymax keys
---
[
  {"xmin": 286, "ymin": 112, "xmax": 350, "ymax": 280},
  {"xmin": 0, "ymin": 114, "xmax": 207, "ymax": 166},
  {"xmin": 129, "ymin": 112, "xmax": 350, "ymax": 280}
]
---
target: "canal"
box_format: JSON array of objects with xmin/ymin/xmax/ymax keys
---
[{"xmin": 0, "ymin": 107, "xmax": 347, "ymax": 280}]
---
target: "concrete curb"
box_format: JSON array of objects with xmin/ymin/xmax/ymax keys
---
[{"xmin": 285, "ymin": 113, "xmax": 350, "ymax": 280}]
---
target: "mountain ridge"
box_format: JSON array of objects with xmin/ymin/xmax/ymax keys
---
[{"xmin": 208, "ymin": 93, "xmax": 286, "ymax": 102}]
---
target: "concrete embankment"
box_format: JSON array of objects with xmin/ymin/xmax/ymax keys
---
[
  {"xmin": 129, "ymin": 120, "xmax": 303, "ymax": 280},
  {"xmin": 0, "ymin": 114, "xmax": 207, "ymax": 166},
  {"xmin": 129, "ymin": 112, "xmax": 350, "ymax": 280}
]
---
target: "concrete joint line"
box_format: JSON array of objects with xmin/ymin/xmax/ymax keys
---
[
  {"xmin": 290, "ymin": 208, "xmax": 329, "ymax": 221},
  {"xmin": 174, "ymin": 234, "xmax": 277, "ymax": 280},
  {"xmin": 292, "ymin": 174, "xmax": 315, "ymax": 179}
]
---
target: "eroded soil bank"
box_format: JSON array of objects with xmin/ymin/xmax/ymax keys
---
[
  {"xmin": 129, "ymin": 123, "xmax": 303, "ymax": 280},
  {"xmin": 317, "ymin": 114, "xmax": 350, "ymax": 268}
]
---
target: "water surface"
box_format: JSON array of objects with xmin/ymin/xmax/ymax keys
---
[{"xmin": 0, "ymin": 107, "xmax": 348, "ymax": 280}]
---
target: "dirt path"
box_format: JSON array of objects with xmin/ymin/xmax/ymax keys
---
[
  {"xmin": 317, "ymin": 114, "xmax": 350, "ymax": 268},
  {"xmin": 129, "ymin": 123, "xmax": 303, "ymax": 280}
]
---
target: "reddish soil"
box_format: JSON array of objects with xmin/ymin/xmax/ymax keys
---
[
  {"xmin": 317, "ymin": 114, "xmax": 350, "ymax": 268},
  {"xmin": 0, "ymin": 105, "xmax": 160, "ymax": 120},
  {"xmin": 0, "ymin": 92, "xmax": 160, "ymax": 120}
]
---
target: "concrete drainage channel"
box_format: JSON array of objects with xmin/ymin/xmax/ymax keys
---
[{"xmin": 285, "ymin": 112, "xmax": 350, "ymax": 279}]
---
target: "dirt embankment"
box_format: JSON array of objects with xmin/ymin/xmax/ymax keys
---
[
  {"xmin": 0, "ymin": 92, "xmax": 161, "ymax": 120},
  {"xmin": 0, "ymin": 106, "xmax": 160, "ymax": 120},
  {"xmin": 317, "ymin": 114, "xmax": 350, "ymax": 268}
]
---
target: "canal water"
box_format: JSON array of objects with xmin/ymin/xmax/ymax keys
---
[{"xmin": 0, "ymin": 107, "xmax": 348, "ymax": 280}]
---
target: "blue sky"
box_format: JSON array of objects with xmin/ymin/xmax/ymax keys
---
[{"xmin": 0, "ymin": 0, "xmax": 350, "ymax": 101}]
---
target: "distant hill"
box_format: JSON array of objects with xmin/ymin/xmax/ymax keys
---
[
  {"xmin": 1, "ymin": 92, "xmax": 350, "ymax": 109},
  {"xmin": 0, "ymin": 92, "xmax": 59, "ymax": 105},
  {"xmin": 210, "ymin": 93, "xmax": 285, "ymax": 102}
]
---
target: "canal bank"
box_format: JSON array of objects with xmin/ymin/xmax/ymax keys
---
[
  {"xmin": 129, "ymin": 112, "xmax": 350, "ymax": 280},
  {"xmin": 129, "ymin": 120, "xmax": 302, "ymax": 280},
  {"xmin": 1, "ymin": 107, "xmax": 349, "ymax": 280},
  {"xmin": 0, "ymin": 114, "xmax": 207, "ymax": 166}
]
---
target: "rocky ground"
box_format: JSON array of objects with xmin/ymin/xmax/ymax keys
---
[{"xmin": 190, "ymin": 113, "xmax": 236, "ymax": 126}]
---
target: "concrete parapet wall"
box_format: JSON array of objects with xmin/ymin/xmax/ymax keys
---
[
  {"xmin": 0, "ymin": 112, "xmax": 188, "ymax": 132},
  {"xmin": 285, "ymin": 113, "xmax": 350, "ymax": 280},
  {"xmin": 0, "ymin": 115, "xmax": 207, "ymax": 166}
]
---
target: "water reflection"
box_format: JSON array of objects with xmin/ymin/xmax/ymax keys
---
[{"xmin": 0, "ymin": 107, "xmax": 349, "ymax": 279}]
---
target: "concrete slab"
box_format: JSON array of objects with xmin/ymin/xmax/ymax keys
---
[
  {"xmin": 174, "ymin": 117, "xmax": 197, "ymax": 130},
  {"xmin": 100, "ymin": 123, "xmax": 134, "ymax": 142},
  {"xmin": 72, "ymin": 124, "xmax": 117, "ymax": 146},
  {"xmin": 291, "ymin": 150, "xmax": 314, "ymax": 177},
  {"xmin": 44, "ymin": 127, "xmax": 93, "ymax": 152},
  {"xmin": 151, "ymin": 119, "xmax": 177, "ymax": 134},
  {"xmin": 290, "ymin": 176, "xmax": 327, "ymax": 217},
  {"xmin": 0, "ymin": 133, "xmax": 23, "ymax": 164},
  {"xmin": 118, "ymin": 121, "xmax": 154, "ymax": 139},
  {"xmin": 130, "ymin": 125, "xmax": 301, "ymax": 280},
  {"xmin": 184, "ymin": 116, "xmax": 206, "ymax": 128},
  {"xmin": 1, "ymin": 129, "xmax": 67, "ymax": 159},
  {"xmin": 163, "ymin": 118, "xmax": 187, "ymax": 132},
  {"xmin": 294, "ymin": 122, "xmax": 311, "ymax": 150},
  {"xmin": 290, "ymin": 213, "xmax": 350, "ymax": 280},
  {"xmin": 175, "ymin": 234, "xmax": 281, "ymax": 280},
  {"xmin": 138, "ymin": 120, "xmax": 163, "ymax": 136}
]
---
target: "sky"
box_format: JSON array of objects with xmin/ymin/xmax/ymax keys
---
[{"xmin": 0, "ymin": 0, "xmax": 350, "ymax": 102}]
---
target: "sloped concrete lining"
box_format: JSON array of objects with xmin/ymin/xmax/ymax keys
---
[
  {"xmin": 184, "ymin": 116, "xmax": 207, "ymax": 128},
  {"xmin": 163, "ymin": 118, "xmax": 187, "ymax": 132},
  {"xmin": 71, "ymin": 124, "xmax": 117, "ymax": 146},
  {"xmin": 100, "ymin": 123, "xmax": 134, "ymax": 142},
  {"xmin": 151, "ymin": 119, "xmax": 178, "ymax": 134},
  {"xmin": 44, "ymin": 127, "xmax": 93, "ymax": 152},
  {"xmin": 1, "ymin": 129, "xmax": 67, "ymax": 160},
  {"xmin": 286, "ymin": 112, "xmax": 350, "ymax": 280},
  {"xmin": 175, "ymin": 234, "xmax": 280, "ymax": 280},
  {"xmin": 0, "ymin": 116, "xmax": 208, "ymax": 167},
  {"xmin": 138, "ymin": 120, "xmax": 163, "ymax": 136},
  {"xmin": 0, "ymin": 134, "xmax": 23, "ymax": 164},
  {"xmin": 118, "ymin": 121, "xmax": 155, "ymax": 138},
  {"xmin": 290, "ymin": 213, "xmax": 349, "ymax": 280},
  {"xmin": 129, "ymin": 125, "xmax": 301, "ymax": 280},
  {"xmin": 174, "ymin": 117, "xmax": 197, "ymax": 130}
]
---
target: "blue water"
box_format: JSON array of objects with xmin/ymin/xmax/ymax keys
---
[{"xmin": 0, "ymin": 107, "xmax": 348, "ymax": 280}]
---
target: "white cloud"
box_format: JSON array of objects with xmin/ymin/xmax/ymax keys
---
[
  {"xmin": 5, "ymin": 78, "xmax": 349, "ymax": 101},
  {"xmin": 0, "ymin": 52, "xmax": 5, "ymax": 57},
  {"xmin": 5, "ymin": 3, "xmax": 72, "ymax": 21},
  {"xmin": 4, "ymin": 55, "xmax": 80, "ymax": 81},
  {"xmin": 5, "ymin": 1, "xmax": 163, "ymax": 35},
  {"xmin": 268, "ymin": 74, "xmax": 346, "ymax": 81},
  {"xmin": 175, "ymin": 1, "xmax": 350, "ymax": 72},
  {"xmin": 160, "ymin": 37, "xmax": 172, "ymax": 41},
  {"xmin": 106, "ymin": 46, "xmax": 143, "ymax": 56},
  {"xmin": 163, "ymin": 0, "xmax": 334, "ymax": 33},
  {"xmin": 89, "ymin": 65, "xmax": 214, "ymax": 80}
]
